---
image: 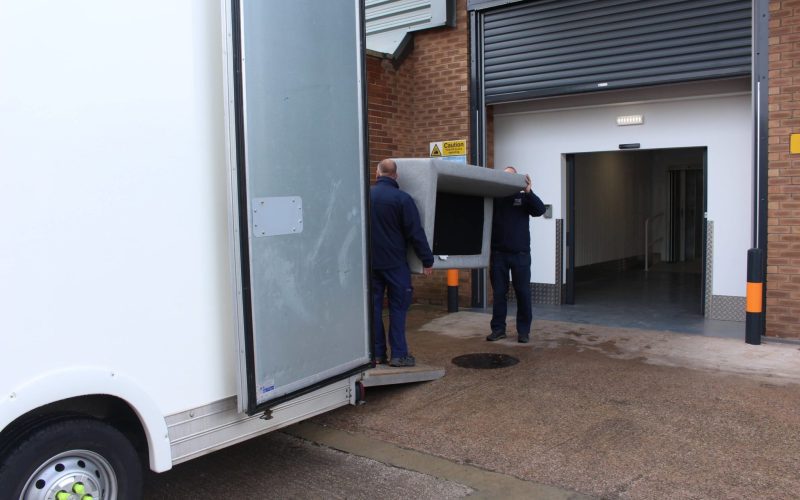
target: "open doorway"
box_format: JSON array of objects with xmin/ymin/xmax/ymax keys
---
[{"xmin": 565, "ymin": 147, "xmax": 707, "ymax": 322}]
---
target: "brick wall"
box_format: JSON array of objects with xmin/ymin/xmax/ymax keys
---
[
  {"xmin": 767, "ymin": 0, "xmax": 800, "ymax": 338},
  {"xmin": 366, "ymin": 55, "xmax": 415, "ymax": 178},
  {"xmin": 366, "ymin": 0, "xmax": 473, "ymax": 307}
]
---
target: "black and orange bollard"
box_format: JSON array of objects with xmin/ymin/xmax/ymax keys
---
[
  {"xmin": 447, "ymin": 269, "xmax": 459, "ymax": 313},
  {"xmin": 745, "ymin": 248, "xmax": 764, "ymax": 345}
]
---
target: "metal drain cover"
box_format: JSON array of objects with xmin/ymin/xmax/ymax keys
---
[{"xmin": 451, "ymin": 353, "xmax": 519, "ymax": 369}]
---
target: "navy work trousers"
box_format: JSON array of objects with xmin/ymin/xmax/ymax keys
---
[
  {"xmin": 490, "ymin": 251, "xmax": 532, "ymax": 335},
  {"xmin": 372, "ymin": 264, "xmax": 413, "ymax": 359}
]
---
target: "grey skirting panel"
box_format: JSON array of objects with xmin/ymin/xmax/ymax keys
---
[
  {"xmin": 505, "ymin": 282, "xmax": 560, "ymax": 305},
  {"xmin": 705, "ymin": 220, "xmax": 714, "ymax": 316},
  {"xmin": 704, "ymin": 220, "xmax": 745, "ymax": 322},
  {"xmin": 708, "ymin": 295, "xmax": 746, "ymax": 322},
  {"xmin": 532, "ymin": 283, "xmax": 561, "ymax": 305}
]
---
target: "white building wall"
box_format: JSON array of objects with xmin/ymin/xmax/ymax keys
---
[{"xmin": 494, "ymin": 93, "xmax": 752, "ymax": 298}]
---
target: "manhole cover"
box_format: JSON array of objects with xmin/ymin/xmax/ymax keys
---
[{"xmin": 451, "ymin": 353, "xmax": 519, "ymax": 369}]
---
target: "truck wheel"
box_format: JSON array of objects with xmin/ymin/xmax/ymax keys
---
[{"xmin": 0, "ymin": 418, "xmax": 142, "ymax": 500}]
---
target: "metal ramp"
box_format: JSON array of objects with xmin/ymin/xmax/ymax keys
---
[{"xmin": 361, "ymin": 363, "xmax": 445, "ymax": 387}]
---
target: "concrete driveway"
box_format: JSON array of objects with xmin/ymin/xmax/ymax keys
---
[
  {"xmin": 144, "ymin": 306, "xmax": 800, "ymax": 498},
  {"xmin": 309, "ymin": 306, "xmax": 800, "ymax": 499}
]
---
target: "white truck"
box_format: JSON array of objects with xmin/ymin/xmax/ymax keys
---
[{"xmin": 0, "ymin": 1, "xmax": 376, "ymax": 498}]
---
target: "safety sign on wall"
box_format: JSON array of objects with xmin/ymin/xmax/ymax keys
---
[{"xmin": 429, "ymin": 139, "xmax": 466, "ymax": 164}]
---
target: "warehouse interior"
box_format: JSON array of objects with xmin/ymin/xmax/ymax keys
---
[{"xmin": 536, "ymin": 147, "xmax": 743, "ymax": 337}]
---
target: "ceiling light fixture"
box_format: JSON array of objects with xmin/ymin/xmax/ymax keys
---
[{"xmin": 617, "ymin": 114, "xmax": 644, "ymax": 126}]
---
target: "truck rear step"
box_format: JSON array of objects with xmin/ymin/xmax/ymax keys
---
[{"xmin": 362, "ymin": 363, "xmax": 445, "ymax": 387}]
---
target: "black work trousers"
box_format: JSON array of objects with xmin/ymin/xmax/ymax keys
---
[{"xmin": 490, "ymin": 251, "xmax": 532, "ymax": 335}]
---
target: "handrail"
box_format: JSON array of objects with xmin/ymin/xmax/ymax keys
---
[{"xmin": 644, "ymin": 213, "xmax": 664, "ymax": 272}]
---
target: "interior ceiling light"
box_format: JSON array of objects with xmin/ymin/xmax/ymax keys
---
[{"xmin": 617, "ymin": 114, "xmax": 644, "ymax": 126}]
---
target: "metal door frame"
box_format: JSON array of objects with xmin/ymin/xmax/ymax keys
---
[{"xmin": 565, "ymin": 154, "xmax": 575, "ymax": 305}]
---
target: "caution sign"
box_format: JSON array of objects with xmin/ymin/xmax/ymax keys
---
[
  {"xmin": 442, "ymin": 140, "xmax": 466, "ymax": 156},
  {"xmin": 429, "ymin": 139, "xmax": 467, "ymax": 164}
]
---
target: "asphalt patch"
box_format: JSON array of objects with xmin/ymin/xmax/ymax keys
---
[{"xmin": 451, "ymin": 353, "xmax": 519, "ymax": 369}]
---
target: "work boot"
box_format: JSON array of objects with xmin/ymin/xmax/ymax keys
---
[
  {"xmin": 518, "ymin": 334, "xmax": 530, "ymax": 344},
  {"xmin": 389, "ymin": 355, "xmax": 416, "ymax": 367},
  {"xmin": 486, "ymin": 331, "xmax": 507, "ymax": 341}
]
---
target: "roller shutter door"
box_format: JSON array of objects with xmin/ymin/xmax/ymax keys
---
[{"xmin": 482, "ymin": 0, "xmax": 752, "ymax": 103}]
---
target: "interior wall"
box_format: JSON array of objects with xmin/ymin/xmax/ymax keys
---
[
  {"xmin": 573, "ymin": 148, "xmax": 705, "ymax": 268},
  {"xmin": 574, "ymin": 151, "xmax": 654, "ymax": 267},
  {"xmin": 494, "ymin": 92, "xmax": 751, "ymax": 297}
]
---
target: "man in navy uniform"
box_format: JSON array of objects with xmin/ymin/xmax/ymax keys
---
[
  {"xmin": 370, "ymin": 159, "xmax": 433, "ymax": 367},
  {"xmin": 487, "ymin": 166, "xmax": 546, "ymax": 343}
]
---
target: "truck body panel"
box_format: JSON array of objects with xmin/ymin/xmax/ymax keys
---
[{"xmin": 0, "ymin": 0, "xmax": 370, "ymax": 475}]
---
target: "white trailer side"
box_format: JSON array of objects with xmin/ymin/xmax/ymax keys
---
[{"xmin": 0, "ymin": 1, "xmax": 371, "ymax": 498}]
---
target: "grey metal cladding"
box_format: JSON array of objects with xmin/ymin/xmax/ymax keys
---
[
  {"xmin": 468, "ymin": 0, "xmax": 525, "ymax": 10},
  {"xmin": 482, "ymin": 0, "xmax": 752, "ymax": 103},
  {"xmin": 365, "ymin": 0, "xmax": 451, "ymax": 55}
]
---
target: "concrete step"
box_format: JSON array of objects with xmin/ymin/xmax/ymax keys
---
[{"xmin": 362, "ymin": 363, "xmax": 445, "ymax": 387}]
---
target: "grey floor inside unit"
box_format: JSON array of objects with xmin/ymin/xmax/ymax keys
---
[{"xmin": 521, "ymin": 261, "xmax": 745, "ymax": 339}]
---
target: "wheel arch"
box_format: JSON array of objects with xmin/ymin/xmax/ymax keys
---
[{"xmin": 0, "ymin": 368, "xmax": 172, "ymax": 472}]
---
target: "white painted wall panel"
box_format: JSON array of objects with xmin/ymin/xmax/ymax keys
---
[{"xmin": 494, "ymin": 93, "xmax": 751, "ymax": 297}]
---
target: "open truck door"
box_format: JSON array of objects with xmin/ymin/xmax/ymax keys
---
[
  {"xmin": 0, "ymin": 1, "xmax": 420, "ymax": 495},
  {"xmin": 224, "ymin": 0, "xmax": 372, "ymax": 414}
]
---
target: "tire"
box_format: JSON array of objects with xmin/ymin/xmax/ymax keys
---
[{"xmin": 0, "ymin": 418, "xmax": 143, "ymax": 500}]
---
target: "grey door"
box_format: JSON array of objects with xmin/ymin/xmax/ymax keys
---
[
  {"xmin": 228, "ymin": 0, "xmax": 371, "ymax": 414},
  {"xmin": 478, "ymin": 0, "xmax": 752, "ymax": 103}
]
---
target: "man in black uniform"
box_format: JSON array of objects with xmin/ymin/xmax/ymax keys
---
[
  {"xmin": 370, "ymin": 159, "xmax": 434, "ymax": 367},
  {"xmin": 487, "ymin": 166, "xmax": 546, "ymax": 343}
]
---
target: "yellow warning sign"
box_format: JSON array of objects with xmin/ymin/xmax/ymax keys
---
[
  {"xmin": 442, "ymin": 140, "xmax": 466, "ymax": 156},
  {"xmin": 430, "ymin": 140, "xmax": 467, "ymax": 163},
  {"xmin": 792, "ymin": 134, "xmax": 800, "ymax": 154}
]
